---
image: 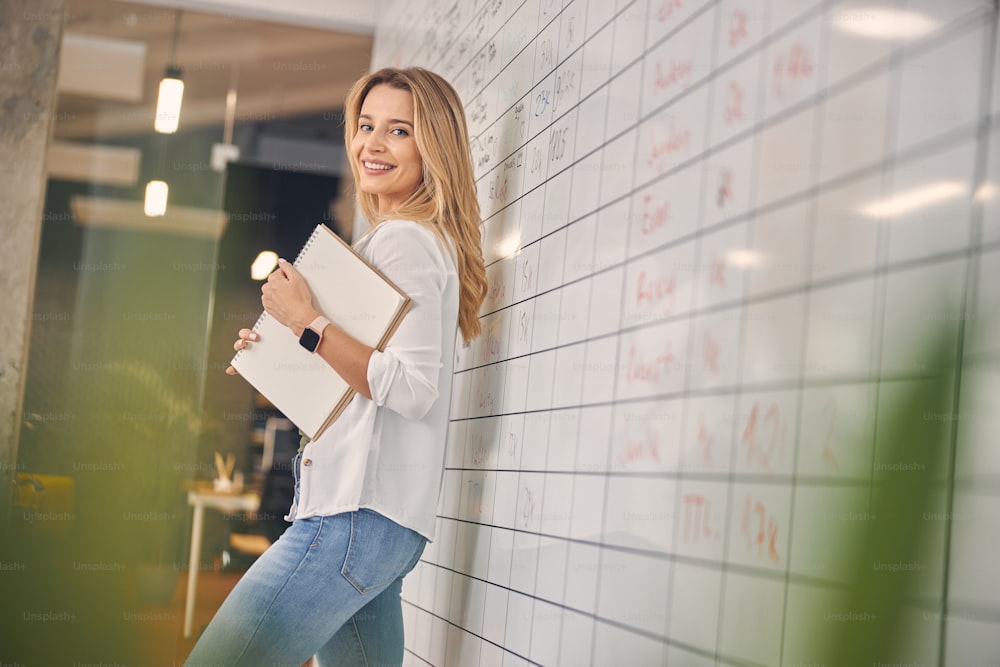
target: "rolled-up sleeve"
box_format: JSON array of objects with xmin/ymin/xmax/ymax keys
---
[{"xmin": 365, "ymin": 221, "xmax": 451, "ymax": 421}]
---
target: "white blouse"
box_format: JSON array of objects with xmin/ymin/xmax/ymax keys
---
[{"xmin": 285, "ymin": 219, "xmax": 459, "ymax": 541}]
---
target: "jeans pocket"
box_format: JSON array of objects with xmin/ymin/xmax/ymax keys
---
[{"xmin": 340, "ymin": 509, "xmax": 425, "ymax": 595}]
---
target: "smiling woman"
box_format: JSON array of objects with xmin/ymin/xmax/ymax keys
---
[{"xmin": 185, "ymin": 67, "xmax": 487, "ymax": 667}]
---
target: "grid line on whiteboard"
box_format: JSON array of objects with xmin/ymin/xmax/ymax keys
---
[
  {"xmin": 586, "ymin": 0, "xmax": 647, "ymax": 660},
  {"xmin": 479, "ymin": 115, "xmax": 985, "ymax": 285},
  {"xmin": 416, "ymin": 535, "xmax": 955, "ymax": 611},
  {"xmin": 373, "ymin": 0, "xmax": 1000, "ymax": 665},
  {"xmin": 468, "ymin": 3, "xmax": 989, "ymax": 271},
  {"xmin": 403, "ymin": 589, "xmax": 730, "ymax": 667},
  {"xmin": 468, "ymin": 0, "xmax": 986, "ymax": 219},
  {"xmin": 459, "ymin": 241, "xmax": 997, "ymax": 397},
  {"xmin": 932, "ymin": 10, "xmax": 1000, "ymax": 663},
  {"xmin": 774, "ymin": 2, "xmax": 833, "ymax": 661}
]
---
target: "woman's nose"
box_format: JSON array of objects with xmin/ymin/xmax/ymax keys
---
[{"xmin": 365, "ymin": 131, "xmax": 386, "ymax": 152}]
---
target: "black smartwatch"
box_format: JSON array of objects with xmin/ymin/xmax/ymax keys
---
[{"xmin": 299, "ymin": 316, "xmax": 331, "ymax": 353}]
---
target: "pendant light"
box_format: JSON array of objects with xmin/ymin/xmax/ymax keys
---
[
  {"xmin": 154, "ymin": 10, "xmax": 184, "ymax": 133},
  {"xmin": 145, "ymin": 129, "xmax": 169, "ymax": 217}
]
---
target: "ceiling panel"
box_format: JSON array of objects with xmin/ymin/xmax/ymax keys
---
[{"xmin": 56, "ymin": 0, "xmax": 374, "ymax": 140}]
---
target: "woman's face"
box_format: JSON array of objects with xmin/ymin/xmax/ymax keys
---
[{"xmin": 351, "ymin": 84, "xmax": 423, "ymax": 215}]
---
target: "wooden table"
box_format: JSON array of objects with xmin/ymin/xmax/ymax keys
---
[{"xmin": 183, "ymin": 484, "xmax": 260, "ymax": 638}]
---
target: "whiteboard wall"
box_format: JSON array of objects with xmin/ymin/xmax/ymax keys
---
[{"xmin": 366, "ymin": 0, "xmax": 1000, "ymax": 665}]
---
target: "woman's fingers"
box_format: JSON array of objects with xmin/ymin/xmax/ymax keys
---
[
  {"xmin": 228, "ymin": 329, "xmax": 260, "ymax": 374},
  {"xmin": 232, "ymin": 329, "xmax": 259, "ymax": 351}
]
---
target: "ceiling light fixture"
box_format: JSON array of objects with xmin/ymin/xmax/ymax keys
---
[
  {"xmin": 251, "ymin": 251, "xmax": 279, "ymax": 280},
  {"xmin": 145, "ymin": 133, "xmax": 170, "ymax": 217},
  {"xmin": 144, "ymin": 179, "xmax": 168, "ymax": 217},
  {"xmin": 154, "ymin": 10, "xmax": 184, "ymax": 133}
]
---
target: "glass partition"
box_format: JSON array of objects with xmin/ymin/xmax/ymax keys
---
[{"xmin": 9, "ymin": 1, "xmax": 371, "ymax": 662}]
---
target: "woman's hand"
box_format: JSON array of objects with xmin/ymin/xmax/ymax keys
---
[
  {"xmin": 225, "ymin": 328, "xmax": 258, "ymax": 375},
  {"xmin": 261, "ymin": 258, "xmax": 319, "ymax": 335}
]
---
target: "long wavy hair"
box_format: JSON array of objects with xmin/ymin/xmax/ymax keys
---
[{"xmin": 344, "ymin": 67, "xmax": 487, "ymax": 342}]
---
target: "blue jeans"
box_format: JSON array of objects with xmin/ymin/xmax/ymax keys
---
[{"xmin": 184, "ymin": 508, "xmax": 426, "ymax": 667}]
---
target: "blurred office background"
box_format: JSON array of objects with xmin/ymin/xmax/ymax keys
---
[{"xmin": 1, "ymin": 0, "xmax": 374, "ymax": 662}]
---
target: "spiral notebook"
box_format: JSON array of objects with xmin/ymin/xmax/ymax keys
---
[{"xmin": 230, "ymin": 224, "xmax": 411, "ymax": 439}]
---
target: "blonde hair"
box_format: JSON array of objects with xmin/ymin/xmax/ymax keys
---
[{"xmin": 344, "ymin": 67, "xmax": 487, "ymax": 342}]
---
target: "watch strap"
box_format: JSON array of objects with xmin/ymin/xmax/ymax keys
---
[{"xmin": 306, "ymin": 315, "xmax": 331, "ymax": 347}]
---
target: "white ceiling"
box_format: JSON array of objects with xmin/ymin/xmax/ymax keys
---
[
  {"xmin": 128, "ymin": 0, "xmax": 377, "ymax": 34},
  {"xmin": 55, "ymin": 0, "xmax": 376, "ymax": 140}
]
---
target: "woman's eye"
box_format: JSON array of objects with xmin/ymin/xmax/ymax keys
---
[
  {"xmin": 359, "ymin": 123, "xmax": 373, "ymax": 132},
  {"xmin": 391, "ymin": 128, "xmax": 409, "ymax": 136}
]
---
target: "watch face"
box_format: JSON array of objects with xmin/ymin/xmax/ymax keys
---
[{"xmin": 299, "ymin": 327, "xmax": 321, "ymax": 352}]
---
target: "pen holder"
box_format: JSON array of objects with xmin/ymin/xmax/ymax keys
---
[
  {"xmin": 213, "ymin": 451, "xmax": 240, "ymax": 492},
  {"xmin": 213, "ymin": 476, "xmax": 234, "ymax": 493}
]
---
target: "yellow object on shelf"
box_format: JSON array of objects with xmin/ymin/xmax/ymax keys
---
[{"xmin": 13, "ymin": 473, "xmax": 75, "ymax": 539}]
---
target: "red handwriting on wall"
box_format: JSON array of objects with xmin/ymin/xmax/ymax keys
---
[
  {"xmin": 741, "ymin": 402, "xmax": 787, "ymax": 471},
  {"xmin": 729, "ymin": 9, "xmax": 748, "ymax": 47},
  {"xmin": 717, "ymin": 168, "xmax": 734, "ymax": 208},
  {"xmin": 772, "ymin": 43, "xmax": 814, "ymax": 101},
  {"xmin": 470, "ymin": 432, "xmax": 489, "ymax": 466},
  {"xmin": 703, "ymin": 331, "xmax": 720, "ymax": 376},
  {"xmin": 487, "ymin": 273, "xmax": 506, "ymax": 306},
  {"xmin": 488, "ymin": 168, "xmax": 509, "ymax": 203},
  {"xmin": 724, "ymin": 81, "xmax": 745, "ymax": 125},
  {"xmin": 697, "ymin": 416, "xmax": 714, "ymax": 465},
  {"xmin": 654, "ymin": 59, "xmax": 693, "ymax": 93},
  {"xmin": 647, "ymin": 125, "xmax": 691, "ymax": 174},
  {"xmin": 709, "ymin": 255, "xmax": 727, "ymax": 288},
  {"xmin": 476, "ymin": 384, "xmax": 495, "ymax": 414},
  {"xmin": 626, "ymin": 343, "xmax": 675, "ymax": 384},
  {"xmin": 488, "ymin": 151, "xmax": 524, "ymax": 205},
  {"xmin": 741, "ymin": 495, "xmax": 781, "ymax": 563},
  {"xmin": 636, "ymin": 270, "xmax": 677, "ymax": 316},
  {"xmin": 481, "ymin": 321, "xmax": 503, "ymax": 363},
  {"xmin": 618, "ymin": 426, "xmax": 662, "ymax": 466},
  {"xmin": 657, "ymin": 0, "xmax": 683, "ymax": 21},
  {"xmin": 641, "ymin": 194, "xmax": 670, "ymax": 235},
  {"xmin": 682, "ymin": 494, "xmax": 717, "ymax": 543}
]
